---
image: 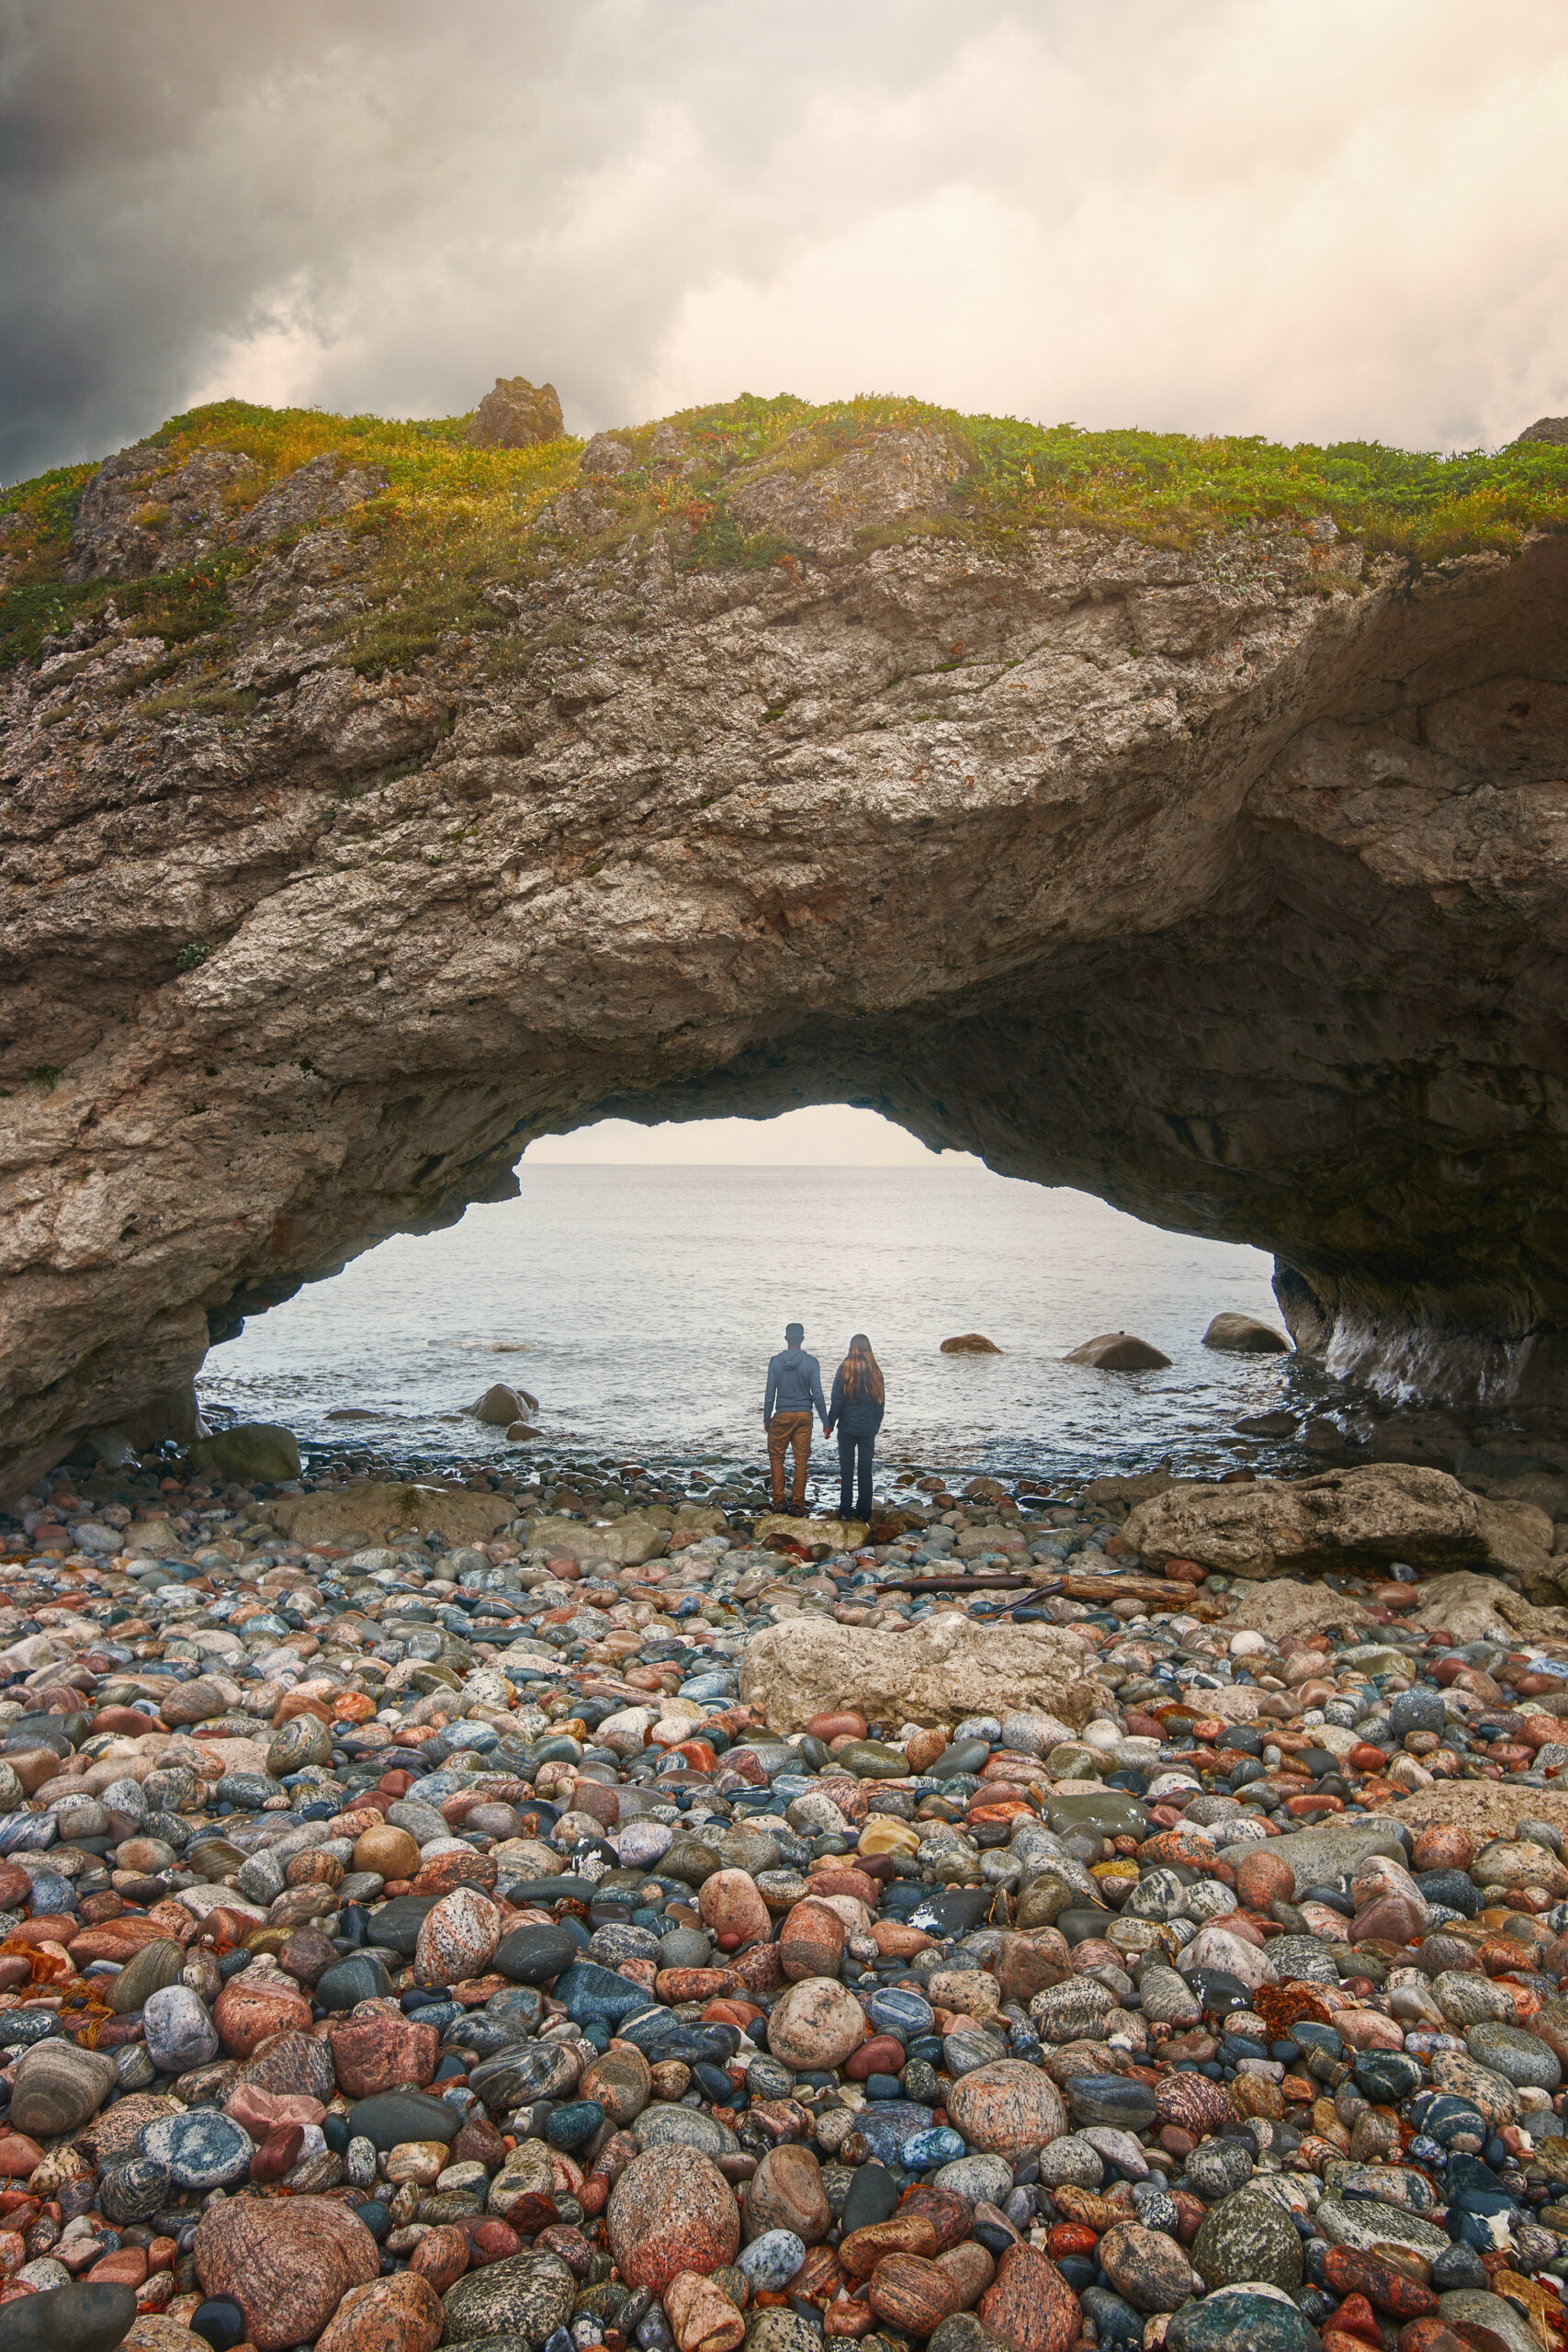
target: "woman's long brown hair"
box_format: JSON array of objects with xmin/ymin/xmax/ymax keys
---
[{"xmin": 840, "ymin": 1332, "xmax": 885, "ymax": 1404}]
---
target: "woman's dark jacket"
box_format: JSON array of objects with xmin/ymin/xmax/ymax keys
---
[{"xmin": 827, "ymin": 1367, "xmax": 885, "ymax": 1439}]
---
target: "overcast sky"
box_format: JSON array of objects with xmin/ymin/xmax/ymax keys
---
[{"xmin": 5, "ymin": 0, "xmax": 1568, "ymax": 492}]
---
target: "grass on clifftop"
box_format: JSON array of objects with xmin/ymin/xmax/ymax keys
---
[{"xmin": 5, "ymin": 390, "xmax": 1568, "ymax": 673}]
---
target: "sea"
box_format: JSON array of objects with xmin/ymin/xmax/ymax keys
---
[{"xmin": 197, "ymin": 1156, "xmax": 1330, "ymax": 1487}]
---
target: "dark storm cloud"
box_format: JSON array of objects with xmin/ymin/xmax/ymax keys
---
[{"xmin": 3, "ymin": 0, "xmax": 1567, "ymax": 486}]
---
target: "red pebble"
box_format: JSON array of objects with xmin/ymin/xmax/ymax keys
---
[
  {"xmin": 846, "ymin": 2037, "xmax": 908, "ymax": 2083},
  {"xmin": 1334, "ymin": 2294, "xmax": 1383, "ymax": 2346},
  {"xmin": 1234, "ymin": 1849, "xmax": 1295, "ymax": 1910},
  {"xmin": 409, "ymin": 2225, "xmax": 470, "ymax": 2293},
  {"xmin": 1322, "ymin": 2248, "xmax": 1439, "ymax": 2319},
  {"xmin": 1399, "ymin": 2325, "xmax": 1472, "ymax": 2352},
  {"xmin": 463, "ymin": 2219, "xmax": 524, "ymax": 2265},
  {"xmin": 1047, "ymin": 2224, "xmax": 1097, "ymax": 2260},
  {"xmin": 249, "ymin": 2123, "xmax": 304, "ymax": 2183},
  {"xmin": 1412, "ymin": 1826, "xmax": 1475, "ymax": 1872}
]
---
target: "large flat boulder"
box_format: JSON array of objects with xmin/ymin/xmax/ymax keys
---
[
  {"xmin": 1405, "ymin": 1570, "xmax": 1568, "ymax": 1644},
  {"xmin": 266, "ymin": 1481, "xmax": 512, "ymax": 1548},
  {"xmin": 524, "ymin": 1514, "xmax": 669, "ymax": 1565},
  {"xmin": 1124, "ymin": 1462, "xmax": 1554, "ymax": 1585},
  {"xmin": 1223, "ymin": 1578, "xmax": 1379, "ymax": 1636},
  {"xmin": 1393, "ymin": 1783, "xmax": 1568, "ymax": 1844},
  {"xmin": 739, "ymin": 1615, "xmax": 1112, "ymax": 1733}
]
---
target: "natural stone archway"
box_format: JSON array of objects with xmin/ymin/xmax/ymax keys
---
[{"xmin": 4, "ymin": 408, "xmax": 1568, "ymax": 1492}]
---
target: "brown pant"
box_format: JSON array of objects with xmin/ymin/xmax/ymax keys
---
[{"xmin": 767, "ymin": 1411, "xmax": 814, "ymax": 1507}]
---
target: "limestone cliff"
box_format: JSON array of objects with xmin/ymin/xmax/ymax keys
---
[{"xmin": 3, "ymin": 396, "xmax": 1568, "ymax": 1490}]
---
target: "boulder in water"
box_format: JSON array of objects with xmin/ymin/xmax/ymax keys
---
[
  {"xmin": 941, "ymin": 1334, "xmax": 1001, "ymax": 1354},
  {"xmin": 1063, "ymin": 1332, "xmax": 1172, "ymax": 1371},
  {"xmin": 468, "ymin": 1382, "xmax": 538, "ymax": 1425},
  {"xmin": 1201, "ymin": 1313, "xmax": 1289, "ymax": 1353}
]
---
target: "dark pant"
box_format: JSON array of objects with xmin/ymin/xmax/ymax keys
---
[{"xmin": 838, "ymin": 1430, "xmax": 874, "ymax": 1520}]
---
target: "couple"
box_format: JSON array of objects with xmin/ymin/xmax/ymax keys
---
[{"xmin": 762, "ymin": 1321, "xmax": 885, "ymax": 1521}]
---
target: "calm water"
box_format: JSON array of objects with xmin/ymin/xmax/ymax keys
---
[{"xmin": 201, "ymin": 1161, "xmax": 1314, "ymax": 1481}]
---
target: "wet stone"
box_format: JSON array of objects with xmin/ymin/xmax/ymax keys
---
[
  {"xmin": 1066, "ymin": 2075, "xmax": 1156, "ymax": 2132},
  {"xmin": 349, "ymin": 2090, "xmax": 462, "ymax": 2150},
  {"xmin": 96, "ymin": 2155, "xmax": 171, "ymax": 2225},
  {"xmin": 141, "ymin": 2107, "xmax": 252, "ymax": 2189},
  {"xmin": 1429, "ymin": 2052, "xmax": 1520, "ymax": 2126},
  {"xmin": 1183, "ymin": 2142, "xmax": 1254, "ymax": 2202},
  {"xmin": 440, "ymin": 2250, "xmax": 577, "ymax": 2346},
  {"xmin": 1190, "ymin": 2192, "xmax": 1303, "ymax": 2292},
  {"xmin": 1465, "ymin": 2022, "xmax": 1562, "ymax": 2089},
  {"xmin": 978, "ymin": 2241, "xmax": 1081, "ymax": 2352},
  {"xmin": 739, "ymin": 2229, "xmax": 807, "ymax": 2293},
  {"xmin": 1167, "ymin": 2284, "xmax": 1324, "ymax": 2352},
  {"xmin": 1097, "ymin": 2223, "xmax": 1195, "ymax": 2314},
  {"xmin": 947, "ymin": 2061, "xmax": 1067, "ymax": 2158},
  {"xmin": 605, "ymin": 2145, "xmax": 740, "ymax": 2292},
  {"xmin": 0, "ymin": 2283, "xmax": 140, "ymax": 2352}
]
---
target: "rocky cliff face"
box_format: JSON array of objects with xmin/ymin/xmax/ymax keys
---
[{"xmin": 4, "ymin": 403, "xmax": 1568, "ymax": 1490}]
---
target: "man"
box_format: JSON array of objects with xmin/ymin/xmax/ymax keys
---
[{"xmin": 762, "ymin": 1321, "xmax": 829, "ymax": 1514}]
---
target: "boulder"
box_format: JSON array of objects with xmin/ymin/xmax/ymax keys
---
[
  {"xmin": 1201, "ymin": 1314, "xmax": 1289, "ymax": 1353},
  {"xmin": 466, "ymin": 376, "xmax": 565, "ymax": 449},
  {"xmin": 1063, "ymin": 1333, "xmax": 1172, "ymax": 1370},
  {"xmin": 1224, "ymin": 1579, "xmax": 1379, "ymax": 1637},
  {"xmin": 1472, "ymin": 1494, "xmax": 1557, "ymax": 1589},
  {"xmin": 506, "ymin": 1422, "xmax": 543, "ymax": 1442},
  {"xmin": 739, "ymin": 1616, "xmax": 1113, "ymax": 1734},
  {"xmin": 941, "ymin": 1334, "xmax": 1001, "ymax": 1354},
  {"xmin": 753, "ymin": 1517, "xmax": 868, "ymax": 1553},
  {"xmin": 1080, "ymin": 1464, "xmax": 1173, "ymax": 1510},
  {"xmin": 468, "ymin": 1383, "xmax": 538, "ymax": 1426},
  {"xmin": 1123, "ymin": 1462, "xmax": 1549, "ymax": 1583},
  {"xmin": 1405, "ymin": 1571, "xmax": 1568, "ymax": 1644},
  {"xmin": 525, "ymin": 1515, "xmax": 669, "ymax": 1566},
  {"xmin": 1393, "ymin": 1783, "xmax": 1568, "ymax": 1845},
  {"xmin": 266, "ymin": 1480, "xmax": 511, "ymax": 1547},
  {"xmin": 186, "ymin": 1424, "xmax": 300, "ymax": 1483}
]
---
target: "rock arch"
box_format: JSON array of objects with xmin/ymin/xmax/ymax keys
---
[{"xmin": 5, "ymin": 437, "xmax": 1568, "ymax": 1490}]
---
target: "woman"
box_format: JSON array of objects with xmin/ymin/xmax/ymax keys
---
[{"xmin": 825, "ymin": 1332, "xmax": 886, "ymax": 1522}]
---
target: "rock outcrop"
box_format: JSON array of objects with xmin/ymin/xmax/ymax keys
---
[
  {"xmin": 738, "ymin": 1615, "xmax": 1113, "ymax": 1732},
  {"xmin": 1124, "ymin": 1462, "xmax": 1558, "ymax": 1590},
  {"xmin": 466, "ymin": 376, "xmax": 564, "ymax": 449},
  {"xmin": 5, "ymin": 402, "xmax": 1568, "ymax": 1488}
]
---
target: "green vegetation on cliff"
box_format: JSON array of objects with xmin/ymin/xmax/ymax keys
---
[{"xmin": 5, "ymin": 390, "xmax": 1568, "ymax": 672}]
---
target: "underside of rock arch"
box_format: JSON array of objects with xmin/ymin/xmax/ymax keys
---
[{"xmin": 5, "ymin": 414, "xmax": 1568, "ymax": 1493}]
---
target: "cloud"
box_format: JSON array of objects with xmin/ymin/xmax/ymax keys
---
[{"xmin": 3, "ymin": 0, "xmax": 1568, "ymax": 485}]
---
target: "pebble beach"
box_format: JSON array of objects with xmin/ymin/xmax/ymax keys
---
[{"xmin": 2, "ymin": 1430, "xmax": 1568, "ymax": 2352}]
